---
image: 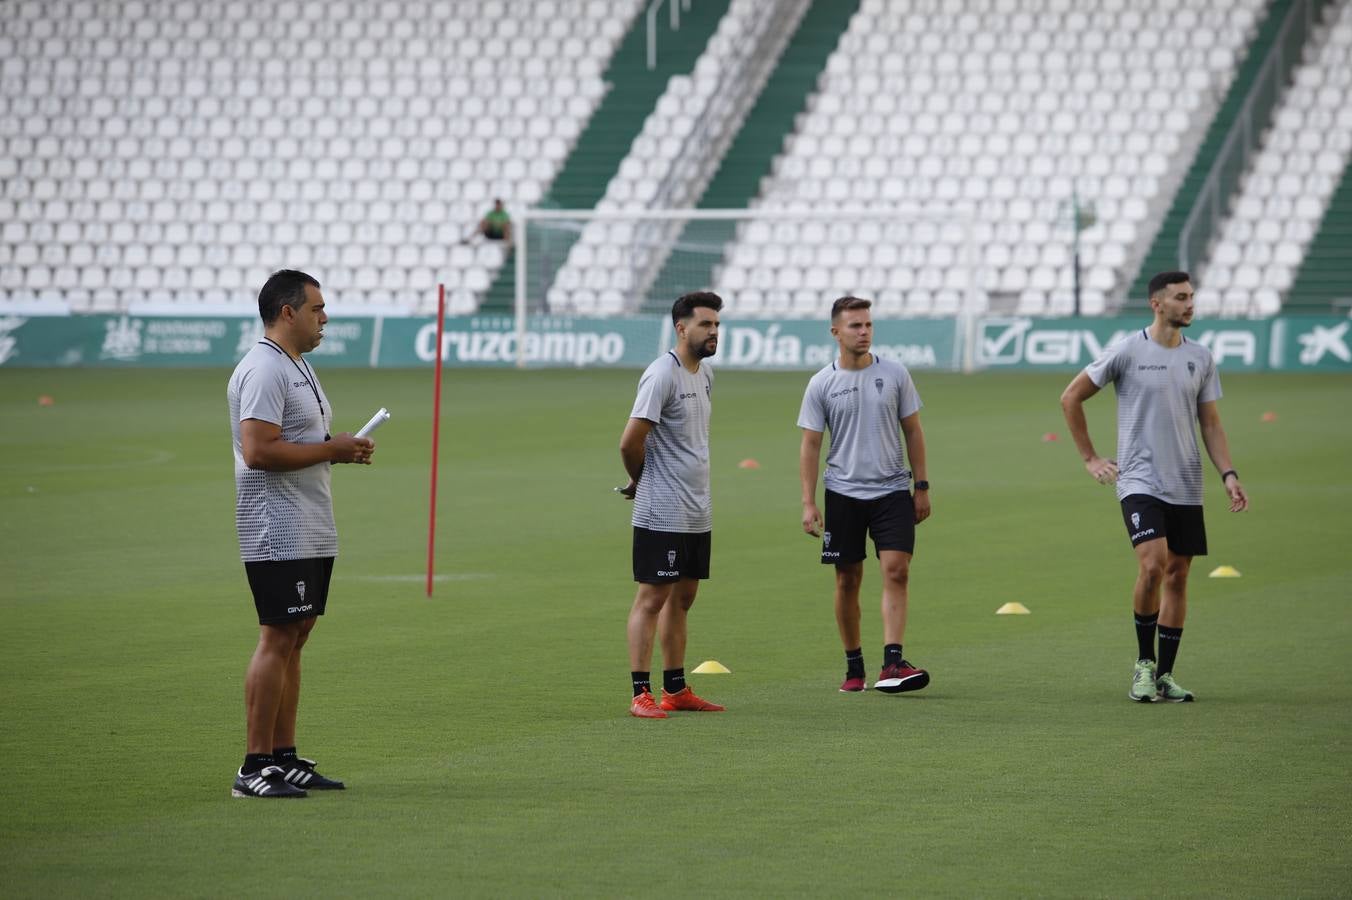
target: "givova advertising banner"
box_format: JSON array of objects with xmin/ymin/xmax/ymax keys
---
[{"xmin": 973, "ymin": 317, "xmax": 1273, "ymax": 371}]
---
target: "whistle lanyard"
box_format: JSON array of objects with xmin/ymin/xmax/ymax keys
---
[{"xmin": 259, "ymin": 338, "xmax": 326, "ymax": 428}]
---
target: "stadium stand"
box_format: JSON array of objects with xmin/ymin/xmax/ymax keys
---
[
  {"xmin": 543, "ymin": 0, "xmax": 812, "ymax": 315},
  {"xmin": 1195, "ymin": 0, "xmax": 1352, "ymax": 316},
  {"xmin": 4, "ymin": 0, "xmax": 1349, "ymax": 321},
  {"xmin": 0, "ymin": 0, "xmax": 641, "ymax": 314},
  {"xmin": 644, "ymin": 0, "xmax": 861, "ymax": 313},
  {"xmin": 1128, "ymin": 0, "xmax": 1295, "ymax": 304},
  {"xmin": 708, "ymin": 0, "xmax": 1266, "ymax": 318},
  {"xmin": 476, "ymin": 0, "xmax": 731, "ymax": 314}
]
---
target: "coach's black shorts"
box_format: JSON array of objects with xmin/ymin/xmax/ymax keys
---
[
  {"xmin": 245, "ymin": 557, "xmax": 334, "ymax": 625},
  {"xmin": 1120, "ymin": 494, "xmax": 1207, "ymax": 556},
  {"xmin": 821, "ymin": 488, "xmax": 915, "ymax": 565},
  {"xmin": 633, "ymin": 527, "xmax": 711, "ymax": 583}
]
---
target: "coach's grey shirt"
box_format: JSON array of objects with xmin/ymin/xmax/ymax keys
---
[
  {"xmin": 630, "ymin": 351, "xmax": 713, "ymax": 534},
  {"xmin": 1084, "ymin": 329, "xmax": 1222, "ymax": 506},
  {"xmin": 798, "ymin": 355, "xmax": 923, "ymax": 500},
  {"xmin": 228, "ymin": 342, "xmax": 338, "ymax": 561}
]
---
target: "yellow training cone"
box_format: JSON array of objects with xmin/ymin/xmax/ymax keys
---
[
  {"xmin": 996, "ymin": 602, "xmax": 1031, "ymax": 615},
  {"xmin": 1209, "ymin": 565, "xmax": 1242, "ymax": 578},
  {"xmin": 692, "ymin": 660, "xmax": 731, "ymax": 674}
]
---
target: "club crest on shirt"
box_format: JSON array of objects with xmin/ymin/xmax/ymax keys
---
[
  {"xmin": 667, "ymin": 550, "xmax": 677, "ymax": 567},
  {"xmin": 823, "ymin": 531, "xmax": 832, "ymax": 548},
  {"xmin": 1131, "ymin": 513, "xmax": 1140, "ymax": 530},
  {"xmin": 295, "ymin": 581, "xmax": 306, "ymax": 601},
  {"xmin": 874, "ymin": 378, "xmax": 884, "ymax": 394},
  {"xmin": 1187, "ymin": 362, "xmax": 1196, "ymax": 375}
]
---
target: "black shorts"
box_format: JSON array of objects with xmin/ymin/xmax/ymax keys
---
[
  {"xmin": 245, "ymin": 557, "xmax": 334, "ymax": 625},
  {"xmin": 821, "ymin": 488, "xmax": 915, "ymax": 565},
  {"xmin": 633, "ymin": 527, "xmax": 711, "ymax": 583},
  {"xmin": 1120, "ymin": 494, "xmax": 1207, "ymax": 556}
]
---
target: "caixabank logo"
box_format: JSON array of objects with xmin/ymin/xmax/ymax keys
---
[{"xmin": 976, "ymin": 318, "xmax": 1261, "ymax": 369}]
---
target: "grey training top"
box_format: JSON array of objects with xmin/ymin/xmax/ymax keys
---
[
  {"xmin": 798, "ymin": 355, "xmax": 923, "ymax": 500},
  {"xmin": 630, "ymin": 351, "xmax": 713, "ymax": 533},
  {"xmin": 228, "ymin": 341, "xmax": 337, "ymax": 561},
  {"xmin": 1083, "ymin": 329, "xmax": 1222, "ymax": 506}
]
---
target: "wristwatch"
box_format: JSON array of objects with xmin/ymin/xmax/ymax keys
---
[{"xmin": 914, "ymin": 480, "xmax": 930, "ymax": 491}]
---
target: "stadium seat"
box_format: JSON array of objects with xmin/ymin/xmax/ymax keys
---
[
  {"xmin": 705, "ymin": 0, "xmax": 1266, "ymax": 316},
  {"xmin": 0, "ymin": 0, "xmax": 644, "ymax": 313},
  {"xmin": 1197, "ymin": 0, "xmax": 1352, "ymax": 315}
]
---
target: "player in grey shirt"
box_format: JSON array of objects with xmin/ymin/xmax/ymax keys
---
[
  {"xmin": 1061, "ymin": 271, "xmax": 1249, "ymax": 704},
  {"xmin": 226, "ymin": 270, "xmax": 375, "ymax": 798},
  {"xmin": 618, "ymin": 292, "xmax": 725, "ymax": 718},
  {"xmin": 799, "ymin": 297, "xmax": 932, "ymax": 695}
]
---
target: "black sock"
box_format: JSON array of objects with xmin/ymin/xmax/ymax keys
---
[
  {"xmin": 1157, "ymin": 625, "xmax": 1183, "ymax": 675},
  {"xmin": 242, "ymin": 753, "xmax": 274, "ymax": 776},
  {"xmin": 631, "ymin": 671, "xmax": 651, "ymax": 697},
  {"xmin": 845, "ymin": 647, "xmax": 865, "ymax": 678},
  {"xmin": 663, "ymin": 667, "xmax": 686, "ymax": 694},
  {"xmin": 273, "ymin": 746, "xmax": 297, "ymax": 763},
  {"xmin": 1134, "ymin": 612, "xmax": 1159, "ymax": 662},
  {"xmin": 883, "ymin": 643, "xmax": 903, "ymax": 667}
]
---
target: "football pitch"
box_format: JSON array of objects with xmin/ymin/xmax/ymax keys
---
[{"xmin": 1, "ymin": 366, "xmax": 1349, "ymax": 897}]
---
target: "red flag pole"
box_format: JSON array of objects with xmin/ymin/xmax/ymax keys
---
[{"xmin": 427, "ymin": 283, "xmax": 446, "ymax": 597}]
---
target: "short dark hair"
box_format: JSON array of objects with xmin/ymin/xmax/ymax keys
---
[
  {"xmin": 831, "ymin": 295, "xmax": 872, "ymax": 320},
  {"xmin": 671, "ymin": 291, "xmax": 723, "ymax": 326},
  {"xmin": 258, "ymin": 269, "xmax": 320, "ymax": 324},
  {"xmin": 1147, "ymin": 271, "xmax": 1190, "ymax": 299}
]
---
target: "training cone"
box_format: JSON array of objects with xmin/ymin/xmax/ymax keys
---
[
  {"xmin": 1040, "ymin": 432, "xmax": 1059, "ymax": 442},
  {"xmin": 737, "ymin": 458, "xmax": 760, "ymax": 469},
  {"xmin": 1209, "ymin": 565, "xmax": 1242, "ymax": 578},
  {"xmin": 1261, "ymin": 411, "xmax": 1278, "ymax": 422},
  {"xmin": 37, "ymin": 395, "xmax": 54, "ymax": 406},
  {"xmin": 996, "ymin": 602, "xmax": 1031, "ymax": 615},
  {"xmin": 692, "ymin": 660, "xmax": 731, "ymax": 674}
]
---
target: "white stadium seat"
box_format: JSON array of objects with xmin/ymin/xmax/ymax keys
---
[
  {"xmin": 1, "ymin": 0, "xmax": 644, "ymax": 313},
  {"xmin": 1198, "ymin": 0, "xmax": 1352, "ymax": 313}
]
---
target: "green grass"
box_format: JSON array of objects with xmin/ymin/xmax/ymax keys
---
[{"xmin": 1, "ymin": 367, "xmax": 1349, "ymax": 897}]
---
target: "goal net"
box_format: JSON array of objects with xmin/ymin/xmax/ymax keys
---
[{"xmin": 512, "ymin": 206, "xmax": 980, "ymax": 322}]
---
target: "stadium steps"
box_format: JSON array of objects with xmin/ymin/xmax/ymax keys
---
[
  {"xmin": 643, "ymin": 0, "xmax": 863, "ymax": 311},
  {"xmin": 1285, "ymin": 160, "xmax": 1352, "ymax": 311},
  {"xmin": 1127, "ymin": 0, "xmax": 1295, "ymax": 300},
  {"xmin": 478, "ymin": 0, "xmax": 731, "ymax": 314}
]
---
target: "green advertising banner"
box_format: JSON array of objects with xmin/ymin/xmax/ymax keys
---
[
  {"xmin": 0, "ymin": 314, "xmax": 375, "ymax": 367},
  {"xmin": 0, "ymin": 313, "xmax": 1345, "ymax": 372},
  {"xmin": 1270, "ymin": 317, "xmax": 1352, "ymax": 371},
  {"xmin": 973, "ymin": 316, "xmax": 1274, "ymax": 371},
  {"xmin": 714, "ymin": 317, "xmax": 959, "ymax": 370},
  {"xmin": 374, "ymin": 314, "xmax": 664, "ymax": 368}
]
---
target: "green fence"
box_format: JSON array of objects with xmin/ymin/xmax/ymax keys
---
[{"xmin": 1, "ymin": 314, "xmax": 1348, "ymax": 372}]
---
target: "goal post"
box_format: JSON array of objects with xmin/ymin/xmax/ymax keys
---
[{"xmin": 512, "ymin": 206, "xmax": 981, "ymax": 367}]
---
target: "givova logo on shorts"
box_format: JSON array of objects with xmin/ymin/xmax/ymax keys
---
[
  {"xmin": 657, "ymin": 550, "xmax": 680, "ymax": 577},
  {"xmin": 288, "ymin": 580, "xmax": 313, "ymax": 614}
]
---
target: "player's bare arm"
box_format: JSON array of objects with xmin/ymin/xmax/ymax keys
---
[
  {"xmin": 241, "ymin": 419, "xmax": 374, "ymax": 470},
  {"xmin": 1198, "ymin": 401, "xmax": 1249, "ymax": 512},
  {"xmin": 617, "ymin": 416, "xmax": 654, "ymax": 500},
  {"xmin": 799, "ymin": 428, "xmax": 824, "ymax": 536},
  {"xmin": 1060, "ymin": 371, "xmax": 1119, "ymax": 484},
  {"xmin": 900, "ymin": 411, "xmax": 931, "ymax": 524}
]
